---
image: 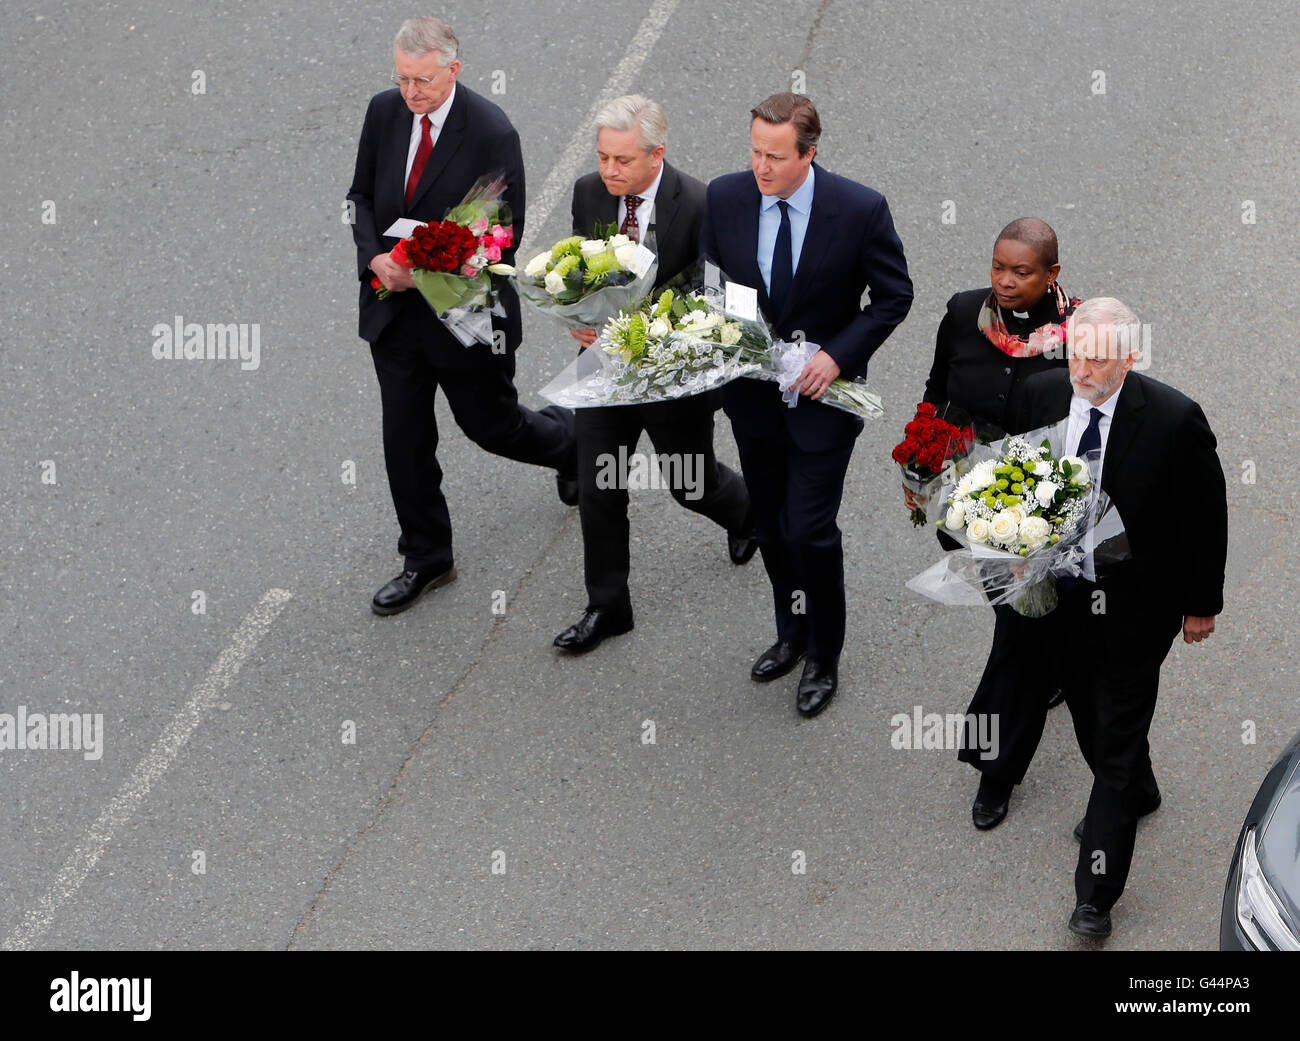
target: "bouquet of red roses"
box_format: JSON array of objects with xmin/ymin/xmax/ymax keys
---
[
  {"xmin": 892, "ymin": 402, "xmax": 976, "ymax": 527},
  {"xmin": 370, "ymin": 174, "xmax": 515, "ymax": 346}
]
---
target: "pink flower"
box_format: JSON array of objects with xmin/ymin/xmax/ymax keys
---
[
  {"xmin": 484, "ymin": 243, "xmax": 502, "ymax": 262},
  {"xmin": 490, "ymin": 224, "xmax": 513, "ymax": 247},
  {"xmin": 470, "ymin": 218, "xmax": 490, "ymax": 235},
  {"xmin": 460, "ymin": 263, "xmax": 478, "ymax": 277}
]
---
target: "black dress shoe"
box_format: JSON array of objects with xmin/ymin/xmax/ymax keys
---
[
  {"xmin": 1074, "ymin": 792, "xmax": 1160, "ymax": 842},
  {"xmin": 1068, "ymin": 903, "xmax": 1112, "ymax": 938},
  {"xmin": 727, "ymin": 530, "xmax": 759, "ymax": 565},
  {"xmin": 371, "ymin": 566, "xmax": 457, "ymax": 616},
  {"xmin": 553, "ymin": 606, "xmax": 633, "ymax": 653},
  {"xmin": 972, "ymin": 776, "xmax": 1013, "ymax": 830},
  {"xmin": 795, "ymin": 658, "xmax": 838, "ymax": 718},
  {"xmin": 750, "ymin": 640, "xmax": 805, "ymax": 682},
  {"xmin": 1047, "ymin": 686, "xmax": 1066, "ymax": 709},
  {"xmin": 556, "ymin": 473, "xmax": 580, "ymax": 506}
]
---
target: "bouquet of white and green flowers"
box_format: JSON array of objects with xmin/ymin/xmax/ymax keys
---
[
  {"xmin": 510, "ymin": 227, "xmax": 657, "ymax": 331},
  {"xmin": 540, "ymin": 285, "xmax": 886, "ymax": 421},
  {"xmin": 906, "ymin": 422, "xmax": 1127, "ymax": 616},
  {"xmin": 539, "ymin": 287, "xmax": 768, "ymax": 407}
]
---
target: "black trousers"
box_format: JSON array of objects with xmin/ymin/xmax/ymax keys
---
[
  {"xmin": 957, "ymin": 604, "xmax": 1060, "ymax": 783},
  {"xmin": 1055, "ymin": 575, "xmax": 1177, "ymax": 911},
  {"xmin": 726, "ymin": 389, "xmax": 858, "ymax": 662},
  {"xmin": 576, "ymin": 393, "xmax": 749, "ymax": 611},
  {"xmin": 369, "ymin": 303, "xmax": 575, "ymax": 573}
]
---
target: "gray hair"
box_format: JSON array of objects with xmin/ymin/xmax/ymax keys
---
[
  {"xmin": 1069, "ymin": 297, "xmax": 1141, "ymax": 358},
  {"xmin": 394, "ymin": 17, "xmax": 458, "ymax": 65},
  {"xmin": 594, "ymin": 94, "xmax": 667, "ymax": 151}
]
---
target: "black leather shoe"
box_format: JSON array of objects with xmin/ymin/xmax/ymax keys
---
[
  {"xmin": 972, "ymin": 777, "xmax": 1013, "ymax": 830},
  {"xmin": 727, "ymin": 530, "xmax": 758, "ymax": 565},
  {"xmin": 1068, "ymin": 903, "xmax": 1112, "ymax": 939},
  {"xmin": 553, "ymin": 606, "xmax": 633, "ymax": 653},
  {"xmin": 371, "ymin": 566, "xmax": 457, "ymax": 615},
  {"xmin": 556, "ymin": 473, "xmax": 580, "ymax": 506},
  {"xmin": 1047, "ymin": 686, "xmax": 1066, "ymax": 709},
  {"xmin": 751, "ymin": 641, "xmax": 805, "ymax": 682},
  {"xmin": 795, "ymin": 658, "xmax": 838, "ymax": 717},
  {"xmin": 1074, "ymin": 792, "xmax": 1160, "ymax": 842}
]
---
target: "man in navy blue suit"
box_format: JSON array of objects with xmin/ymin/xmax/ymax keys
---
[{"xmin": 701, "ymin": 93, "xmax": 913, "ymax": 717}]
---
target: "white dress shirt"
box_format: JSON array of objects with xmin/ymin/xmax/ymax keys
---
[
  {"xmin": 404, "ymin": 85, "xmax": 457, "ymax": 185},
  {"xmin": 1065, "ymin": 382, "xmax": 1121, "ymax": 461},
  {"xmin": 611, "ymin": 163, "xmax": 663, "ymax": 244}
]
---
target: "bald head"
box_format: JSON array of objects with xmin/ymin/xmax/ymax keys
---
[{"xmin": 995, "ymin": 218, "xmax": 1059, "ymax": 269}]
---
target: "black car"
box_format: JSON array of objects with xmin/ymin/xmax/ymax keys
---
[{"xmin": 1221, "ymin": 729, "xmax": 1300, "ymax": 949}]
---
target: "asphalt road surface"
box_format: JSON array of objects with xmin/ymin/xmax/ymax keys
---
[{"xmin": 2, "ymin": 0, "xmax": 1296, "ymax": 950}]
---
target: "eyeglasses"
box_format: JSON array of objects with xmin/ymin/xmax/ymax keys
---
[{"xmin": 391, "ymin": 70, "xmax": 445, "ymax": 92}]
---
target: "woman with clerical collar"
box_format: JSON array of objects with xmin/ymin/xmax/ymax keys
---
[{"xmin": 905, "ymin": 217, "xmax": 1078, "ymax": 833}]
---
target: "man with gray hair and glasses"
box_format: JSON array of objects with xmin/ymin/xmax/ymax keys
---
[
  {"xmin": 1010, "ymin": 296, "xmax": 1227, "ymax": 940},
  {"xmin": 553, "ymin": 94, "xmax": 755, "ymax": 654},
  {"xmin": 348, "ymin": 17, "xmax": 578, "ymax": 617}
]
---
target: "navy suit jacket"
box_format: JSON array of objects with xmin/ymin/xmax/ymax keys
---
[
  {"xmin": 700, "ymin": 163, "xmax": 912, "ymax": 449},
  {"xmin": 1011, "ymin": 369, "xmax": 1227, "ymax": 618},
  {"xmin": 347, "ymin": 84, "xmax": 525, "ymax": 355}
]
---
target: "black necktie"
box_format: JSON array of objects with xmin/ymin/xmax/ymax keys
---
[
  {"xmin": 1076, "ymin": 407, "xmax": 1103, "ymax": 458},
  {"xmin": 769, "ymin": 200, "xmax": 793, "ymax": 315}
]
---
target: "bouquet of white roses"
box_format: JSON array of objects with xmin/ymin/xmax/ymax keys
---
[
  {"xmin": 906, "ymin": 421, "xmax": 1126, "ymax": 616},
  {"xmin": 539, "ymin": 287, "xmax": 769, "ymax": 408},
  {"xmin": 511, "ymin": 226, "xmax": 658, "ymax": 331}
]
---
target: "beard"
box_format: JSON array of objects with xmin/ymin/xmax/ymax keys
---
[{"xmin": 1071, "ymin": 370, "xmax": 1125, "ymax": 404}]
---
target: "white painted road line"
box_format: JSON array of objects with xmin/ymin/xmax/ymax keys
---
[
  {"xmin": 1, "ymin": 588, "xmax": 293, "ymax": 951},
  {"xmin": 520, "ymin": 0, "xmax": 680, "ymax": 251}
]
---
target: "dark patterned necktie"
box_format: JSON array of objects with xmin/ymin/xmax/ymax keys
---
[
  {"xmin": 620, "ymin": 195, "xmax": 642, "ymax": 240},
  {"xmin": 405, "ymin": 115, "xmax": 432, "ymax": 208},
  {"xmin": 769, "ymin": 200, "xmax": 793, "ymax": 315},
  {"xmin": 1077, "ymin": 407, "xmax": 1103, "ymax": 458}
]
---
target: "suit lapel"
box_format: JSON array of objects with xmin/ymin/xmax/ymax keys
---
[
  {"xmin": 647, "ymin": 163, "xmax": 680, "ymax": 256},
  {"xmin": 1101, "ymin": 374, "xmax": 1145, "ymax": 491},
  {"xmin": 406, "ymin": 86, "xmax": 468, "ymax": 214},
  {"xmin": 779, "ymin": 163, "xmax": 837, "ymax": 325}
]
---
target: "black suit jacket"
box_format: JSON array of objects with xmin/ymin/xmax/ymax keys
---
[
  {"xmin": 923, "ymin": 286, "xmax": 1068, "ymax": 437},
  {"xmin": 1011, "ymin": 370, "xmax": 1227, "ymax": 618},
  {"xmin": 700, "ymin": 163, "xmax": 913, "ymax": 450},
  {"xmin": 347, "ymin": 85, "xmax": 525, "ymax": 354},
  {"xmin": 571, "ymin": 161, "xmax": 705, "ymax": 294}
]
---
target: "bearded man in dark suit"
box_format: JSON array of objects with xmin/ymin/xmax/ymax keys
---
[
  {"xmin": 701, "ymin": 92, "xmax": 913, "ymax": 717},
  {"xmin": 348, "ymin": 17, "xmax": 577, "ymax": 616},
  {"xmin": 553, "ymin": 95, "xmax": 755, "ymax": 654},
  {"xmin": 1011, "ymin": 296, "xmax": 1227, "ymax": 939}
]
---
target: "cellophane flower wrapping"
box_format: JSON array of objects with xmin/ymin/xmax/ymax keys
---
[
  {"xmin": 905, "ymin": 419, "xmax": 1129, "ymax": 616},
  {"xmin": 515, "ymin": 228, "xmax": 659, "ymax": 332}
]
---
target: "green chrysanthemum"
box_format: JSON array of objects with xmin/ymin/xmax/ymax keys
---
[
  {"xmin": 583, "ymin": 251, "xmax": 619, "ymax": 286},
  {"xmin": 621, "ymin": 313, "xmax": 648, "ymax": 361},
  {"xmin": 551, "ymin": 253, "xmax": 581, "ymax": 279},
  {"xmin": 551, "ymin": 236, "xmax": 583, "ymax": 260},
  {"xmin": 653, "ymin": 289, "xmax": 675, "ymax": 317}
]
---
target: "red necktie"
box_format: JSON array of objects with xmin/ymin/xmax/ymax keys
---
[
  {"xmin": 405, "ymin": 115, "xmax": 433, "ymax": 208},
  {"xmin": 620, "ymin": 195, "xmax": 642, "ymax": 240}
]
